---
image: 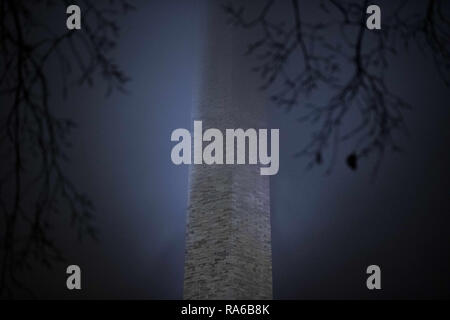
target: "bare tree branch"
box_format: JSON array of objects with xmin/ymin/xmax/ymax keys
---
[
  {"xmin": 0, "ymin": 0, "xmax": 133, "ymax": 298},
  {"xmin": 224, "ymin": 0, "xmax": 450, "ymax": 177}
]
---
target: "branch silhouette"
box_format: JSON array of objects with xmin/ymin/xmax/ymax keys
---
[
  {"xmin": 224, "ymin": 0, "xmax": 450, "ymax": 176},
  {"xmin": 0, "ymin": 0, "xmax": 133, "ymax": 298}
]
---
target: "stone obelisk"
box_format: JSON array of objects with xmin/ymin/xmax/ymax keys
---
[{"xmin": 183, "ymin": 0, "xmax": 272, "ymax": 299}]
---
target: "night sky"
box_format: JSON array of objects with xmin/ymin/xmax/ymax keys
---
[{"xmin": 2, "ymin": 0, "xmax": 450, "ymax": 299}]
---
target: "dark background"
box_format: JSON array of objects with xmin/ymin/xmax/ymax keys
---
[{"xmin": 2, "ymin": 0, "xmax": 450, "ymax": 299}]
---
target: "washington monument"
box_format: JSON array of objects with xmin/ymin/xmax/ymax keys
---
[{"xmin": 183, "ymin": 0, "xmax": 273, "ymax": 299}]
